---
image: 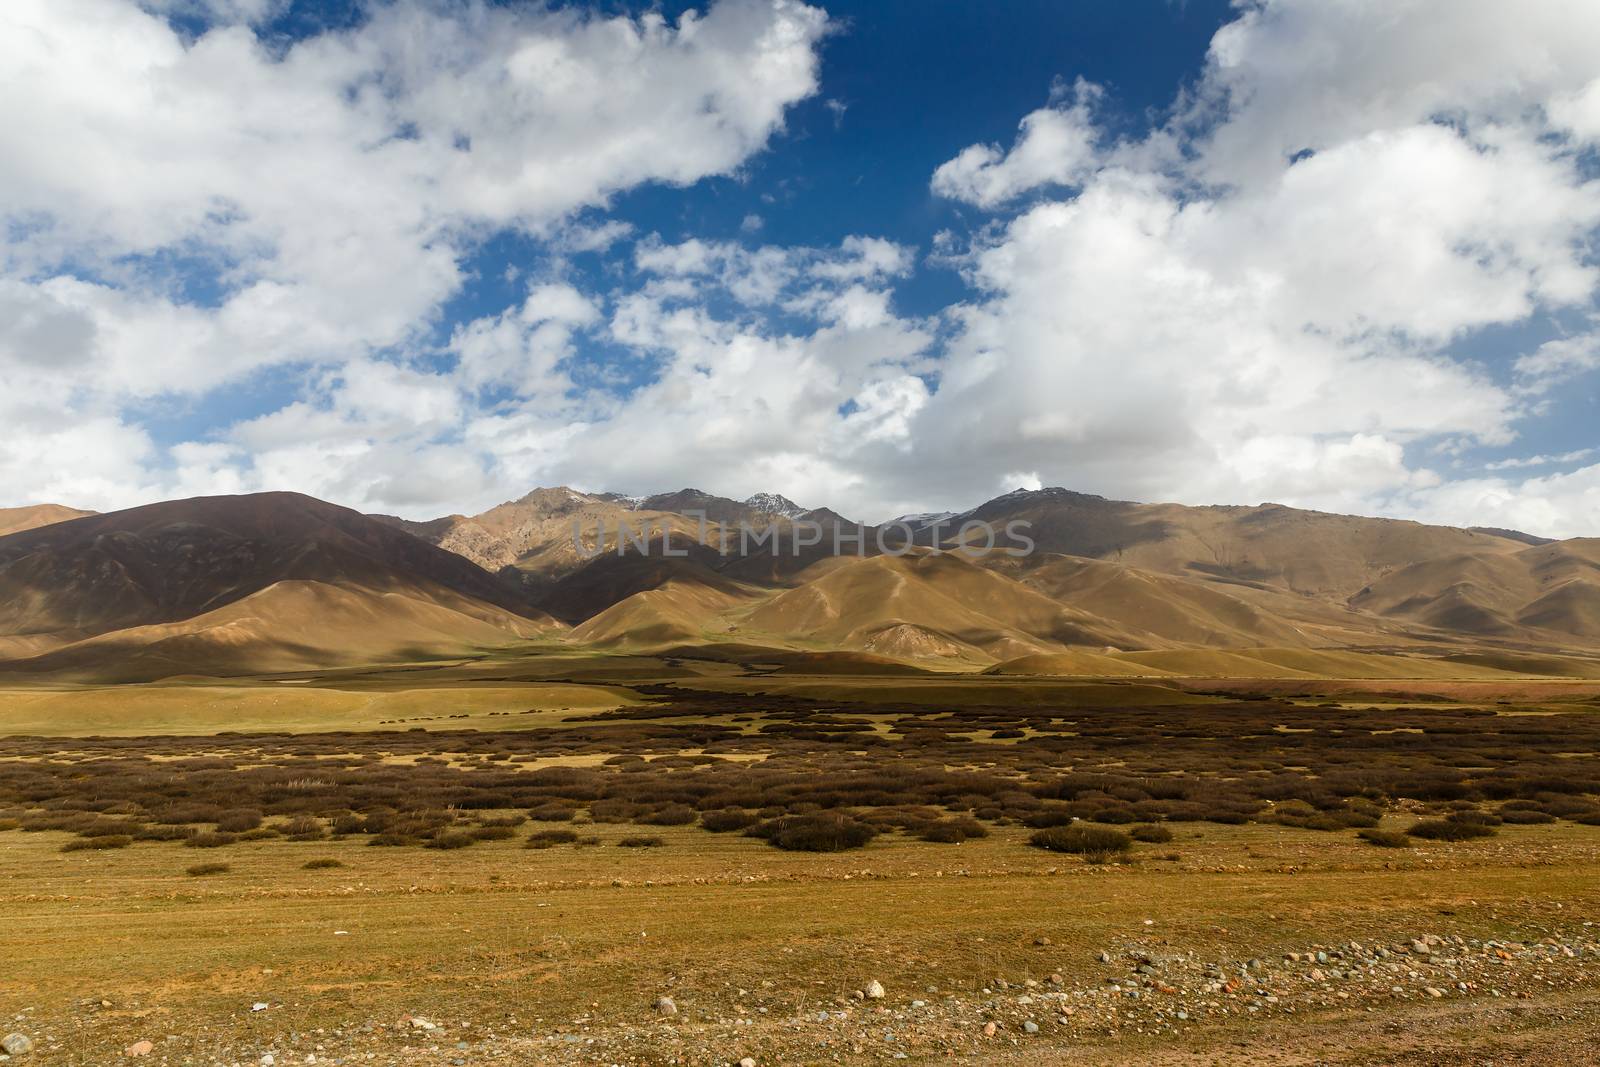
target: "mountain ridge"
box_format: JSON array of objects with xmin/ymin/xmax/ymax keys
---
[{"xmin": 4, "ymin": 485, "xmax": 1596, "ymax": 678}]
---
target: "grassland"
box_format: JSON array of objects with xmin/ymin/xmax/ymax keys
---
[{"xmin": 3, "ymin": 661, "xmax": 1599, "ymax": 1064}]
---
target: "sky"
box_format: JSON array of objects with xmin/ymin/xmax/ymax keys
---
[{"xmin": 3, "ymin": 1, "xmax": 1600, "ymax": 535}]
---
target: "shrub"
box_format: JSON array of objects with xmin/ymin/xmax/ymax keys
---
[
  {"xmin": 618, "ymin": 835, "xmax": 665, "ymax": 848},
  {"xmin": 639, "ymin": 803, "xmax": 697, "ymax": 826},
  {"xmin": 1130, "ymin": 823, "xmax": 1174, "ymax": 843},
  {"xmin": 700, "ymin": 809, "xmax": 758, "ymax": 833},
  {"xmin": 331, "ymin": 814, "xmax": 367, "ymax": 835},
  {"xmin": 525, "ymin": 829, "xmax": 580, "ymax": 848},
  {"xmin": 276, "ymin": 816, "xmax": 324, "ymax": 839},
  {"xmin": 917, "ymin": 817, "xmax": 989, "ymax": 843},
  {"xmin": 185, "ymin": 862, "xmax": 230, "ymax": 876},
  {"xmin": 1499, "ymin": 809, "xmax": 1555, "ymax": 825},
  {"xmin": 753, "ymin": 813, "xmax": 878, "ymax": 852},
  {"xmin": 185, "ymin": 831, "xmax": 239, "ymax": 849},
  {"xmin": 302, "ymin": 858, "xmax": 344, "ymax": 869},
  {"xmin": 215, "ymin": 809, "xmax": 264, "ymax": 833},
  {"xmin": 367, "ymin": 832, "xmax": 420, "ymax": 847},
  {"xmin": 527, "ymin": 803, "xmax": 578, "ymax": 822},
  {"xmin": 468, "ymin": 826, "xmax": 517, "ymax": 841},
  {"xmin": 1448, "ymin": 809, "xmax": 1502, "ymax": 826},
  {"xmin": 1028, "ymin": 825, "xmax": 1133, "ymax": 855},
  {"xmin": 1406, "ymin": 819, "xmax": 1496, "ymax": 841},
  {"xmin": 424, "ymin": 831, "xmax": 477, "ymax": 850},
  {"xmin": 61, "ymin": 834, "xmax": 132, "ymax": 852},
  {"xmin": 1357, "ymin": 829, "xmax": 1412, "ymax": 848},
  {"xmin": 135, "ymin": 825, "xmax": 195, "ymax": 842}
]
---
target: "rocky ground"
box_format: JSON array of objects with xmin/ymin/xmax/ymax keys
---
[{"xmin": 5, "ymin": 922, "xmax": 1595, "ymax": 1066}]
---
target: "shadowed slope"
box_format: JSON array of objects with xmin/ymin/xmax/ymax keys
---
[{"xmin": 0, "ymin": 493, "xmax": 561, "ymax": 677}]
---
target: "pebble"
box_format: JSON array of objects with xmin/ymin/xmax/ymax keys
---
[
  {"xmin": 0, "ymin": 1035, "xmax": 31, "ymax": 1057},
  {"xmin": 739, "ymin": 1059, "xmax": 756, "ymax": 1067},
  {"xmin": 654, "ymin": 997, "xmax": 678, "ymax": 1017},
  {"xmin": 1022, "ymin": 1020, "xmax": 1039, "ymax": 1034},
  {"xmin": 864, "ymin": 980, "xmax": 885, "ymax": 1000}
]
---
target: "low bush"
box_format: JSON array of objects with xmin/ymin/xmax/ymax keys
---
[
  {"xmin": 302, "ymin": 858, "xmax": 344, "ymax": 869},
  {"xmin": 1499, "ymin": 809, "xmax": 1555, "ymax": 825},
  {"xmin": 1407, "ymin": 819, "xmax": 1496, "ymax": 841},
  {"xmin": 525, "ymin": 829, "xmax": 580, "ymax": 848},
  {"xmin": 1028, "ymin": 825, "xmax": 1133, "ymax": 855},
  {"xmin": 917, "ymin": 817, "xmax": 989, "ymax": 843},
  {"xmin": 215, "ymin": 809, "xmax": 264, "ymax": 833},
  {"xmin": 467, "ymin": 825, "xmax": 516, "ymax": 841},
  {"xmin": 700, "ymin": 808, "xmax": 758, "ymax": 833},
  {"xmin": 1130, "ymin": 823, "xmax": 1173, "ymax": 843},
  {"xmin": 1357, "ymin": 828, "xmax": 1412, "ymax": 848},
  {"xmin": 424, "ymin": 831, "xmax": 476, "ymax": 850},
  {"xmin": 184, "ymin": 831, "xmax": 239, "ymax": 849},
  {"xmin": 639, "ymin": 803, "xmax": 697, "ymax": 826},
  {"xmin": 185, "ymin": 862, "xmax": 230, "ymax": 876},
  {"xmin": 617, "ymin": 835, "xmax": 665, "ymax": 848},
  {"xmin": 751, "ymin": 813, "xmax": 878, "ymax": 852},
  {"xmin": 61, "ymin": 834, "xmax": 132, "ymax": 852}
]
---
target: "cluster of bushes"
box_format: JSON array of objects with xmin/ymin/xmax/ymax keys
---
[{"xmin": 3, "ymin": 687, "xmax": 1598, "ymax": 856}]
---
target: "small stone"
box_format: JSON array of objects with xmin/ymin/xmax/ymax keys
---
[
  {"xmin": 864, "ymin": 980, "xmax": 885, "ymax": 1000},
  {"xmin": 125, "ymin": 1040, "xmax": 155, "ymax": 1058},
  {"xmin": 2, "ymin": 1035, "xmax": 33, "ymax": 1057},
  {"xmin": 260, "ymin": 1056, "xmax": 275, "ymax": 1067},
  {"xmin": 981, "ymin": 1022, "xmax": 997, "ymax": 1037},
  {"xmin": 739, "ymin": 1059, "xmax": 757, "ymax": 1067},
  {"xmin": 1022, "ymin": 1020, "xmax": 1039, "ymax": 1034},
  {"xmin": 252, "ymin": 1002, "xmax": 269, "ymax": 1013},
  {"xmin": 654, "ymin": 997, "xmax": 678, "ymax": 1017}
]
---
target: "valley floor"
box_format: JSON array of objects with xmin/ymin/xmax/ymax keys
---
[
  {"xmin": 3, "ymin": 822, "xmax": 1598, "ymax": 1065},
  {"xmin": 1, "ymin": 667, "xmax": 1598, "ymax": 1065}
]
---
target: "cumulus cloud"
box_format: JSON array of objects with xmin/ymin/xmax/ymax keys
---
[
  {"xmin": 931, "ymin": 79, "xmax": 1104, "ymax": 207},
  {"xmin": 0, "ymin": 0, "xmax": 828, "ymax": 509},
  {"xmin": 909, "ymin": 0, "xmax": 1600, "ymax": 533},
  {"xmin": 6, "ymin": 0, "xmax": 1600, "ymax": 537}
]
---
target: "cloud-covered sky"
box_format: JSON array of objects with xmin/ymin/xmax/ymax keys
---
[{"xmin": 4, "ymin": 0, "xmax": 1600, "ymax": 535}]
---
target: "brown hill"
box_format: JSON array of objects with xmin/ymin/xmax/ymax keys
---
[
  {"xmin": 959, "ymin": 488, "xmax": 1532, "ymax": 600},
  {"xmin": 733, "ymin": 551, "xmax": 1148, "ymax": 663},
  {"xmin": 0, "ymin": 492, "xmax": 559, "ymax": 677},
  {"xmin": 1350, "ymin": 539, "xmax": 1600, "ymax": 643},
  {"xmin": 0, "ymin": 504, "xmax": 95, "ymax": 537}
]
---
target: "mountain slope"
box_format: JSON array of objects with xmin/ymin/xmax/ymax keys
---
[
  {"xmin": 0, "ymin": 493, "xmax": 559, "ymax": 676},
  {"xmin": 0, "ymin": 504, "xmax": 95, "ymax": 537},
  {"xmin": 958, "ymin": 488, "xmax": 1531, "ymax": 600},
  {"xmin": 733, "ymin": 551, "xmax": 1149, "ymax": 663}
]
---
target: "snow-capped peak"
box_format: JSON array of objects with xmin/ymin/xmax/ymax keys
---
[{"xmin": 744, "ymin": 492, "xmax": 806, "ymax": 518}]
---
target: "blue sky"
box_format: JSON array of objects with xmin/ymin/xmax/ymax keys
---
[{"xmin": 4, "ymin": 0, "xmax": 1600, "ymax": 534}]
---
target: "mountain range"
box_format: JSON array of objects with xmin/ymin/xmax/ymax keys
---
[{"xmin": 2, "ymin": 485, "xmax": 1598, "ymax": 681}]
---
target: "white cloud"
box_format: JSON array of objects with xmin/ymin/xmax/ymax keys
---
[
  {"xmin": 910, "ymin": 0, "xmax": 1600, "ymax": 534},
  {"xmin": 1514, "ymin": 334, "xmax": 1600, "ymax": 395},
  {"xmin": 6, "ymin": 0, "xmax": 1600, "ymax": 539},
  {"xmin": 931, "ymin": 79, "xmax": 1103, "ymax": 208},
  {"xmin": 1484, "ymin": 448, "xmax": 1597, "ymax": 472},
  {"xmin": 0, "ymin": 0, "xmax": 828, "ymax": 511}
]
